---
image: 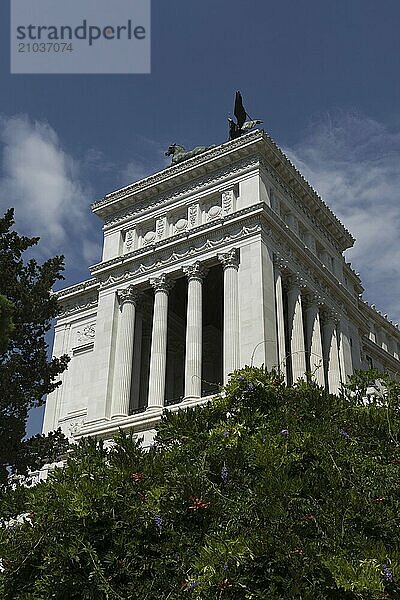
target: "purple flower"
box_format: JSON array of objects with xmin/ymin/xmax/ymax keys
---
[
  {"xmin": 382, "ymin": 564, "xmax": 393, "ymax": 583},
  {"xmin": 221, "ymin": 465, "xmax": 228, "ymax": 484},
  {"xmin": 154, "ymin": 515, "xmax": 163, "ymax": 531},
  {"xmin": 280, "ymin": 429, "xmax": 288, "ymax": 437},
  {"xmin": 238, "ymin": 376, "xmax": 245, "ymax": 382},
  {"xmin": 188, "ymin": 581, "xmax": 199, "ymax": 590},
  {"xmin": 247, "ymin": 383, "xmax": 255, "ymax": 392},
  {"xmin": 340, "ymin": 430, "xmax": 350, "ymax": 440},
  {"xmin": 223, "ymin": 430, "xmax": 229, "ymax": 438},
  {"xmin": 223, "ymin": 563, "xmax": 228, "ymax": 571}
]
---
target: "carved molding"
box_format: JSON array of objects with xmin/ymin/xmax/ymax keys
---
[
  {"xmin": 98, "ymin": 219, "xmax": 260, "ymax": 290},
  {"xmin": 76, "ymin": 323, "xmax": 96, "ymax": 342},
  {"xmin": 92, "ymin": 204, "xmax": 262, "ymax": 274},
  {"xmin": 59, "ymin": 295, "xmax": 98, "ymax": 318},
  {"xmin": 93, "ymin": 131, "xmax": 262, "ymax": 211},
  {"xmin": 102, "ymin": 156, "xmax": 259, "ymax": 227},
  {"xmin": 222, "ymin": 189, "xmax": 235, "ymax": 215}
]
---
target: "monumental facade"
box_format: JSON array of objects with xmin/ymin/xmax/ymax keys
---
[{"xmin": 43, "ymin": 130, "xmax": 400, "ymax": 443}]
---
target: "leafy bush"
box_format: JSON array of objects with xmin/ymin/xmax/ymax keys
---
[{"xmin": 0, "ymin": 367, "xmax": 399, "ymax": 599}]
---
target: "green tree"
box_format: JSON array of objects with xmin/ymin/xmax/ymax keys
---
[
  {"xmin": 0, "ymin": 209, "xmax": 69, "ymax": 485},
  {"xmin": 0, "ymin": 367, "xmax": 399, "ymax": 599},
  {"xmin": 0, "ymin": 294, "xmax": 14, "ymax": 354}
]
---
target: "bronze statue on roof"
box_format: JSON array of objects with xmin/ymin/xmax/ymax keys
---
[
  {"xmin": 228, "ymin": 91, "xmax": 262, "ymax": 140},
  {"xmin": 165, "ymin": 92, "xmax": 262, "ymax": 165}
]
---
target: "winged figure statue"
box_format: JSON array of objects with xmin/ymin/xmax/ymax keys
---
[{"xmin": 228, "ymin": 91, "xmax": 262, "ymax": 140}]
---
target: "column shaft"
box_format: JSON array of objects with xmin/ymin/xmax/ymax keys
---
[
  {"xmin": 305, "ymin": 300, "xmax": 325, "ymax": 386},
  {"xmin": 183, "ymin": 263, "xmax": 205, "ymax": 399},
  {"xmin": 287, "ymin": 282, "xmax": 307, "ymax": 382},
  {"xmin": 274, "ymin": 269, "xmax": 287, "ymax": 381},
  {"xmin": 112, "ymin": 288, "xmax": 138, "ymax": 418},
  {"xmin": 323, "ymin": 317, "xmax": 341, "ymax": 395},
  {"xmin": 147, "ymin": 276, "xmax": 171, "ymax": 410},
  {"xmin": 218, "ymin": 249, "xmax": 240, "ymax": 384},
  {"xmin": 338, "ymin": 316, "xmax": 353, "ymax": 384}
]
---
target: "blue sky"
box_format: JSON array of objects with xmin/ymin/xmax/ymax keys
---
[{"xmin": 1, "ymin": 1, "xmax": 399, "ymax": 435}]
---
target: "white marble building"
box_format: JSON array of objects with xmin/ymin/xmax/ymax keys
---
[{"xmin": 43, "ymin": 130, "xmax": 400, "ymax": 443}]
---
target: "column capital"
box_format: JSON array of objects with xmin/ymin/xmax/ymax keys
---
[
  {"xmin": 287, "ymin": 274, "xmax": 307, "ymax": 293},
  {"xmin": 303, "ymin": 291, "xmax": 324, "ymax": 310},
  {"xmin": 183, "ymin": 261, "xmax": 208, "ymax": 282},
  {"xmin": 321, "ymin": 307, "xmax": 340, "ymax": 325},
  {"xmin": 218, "ymin": 248, "xmax": 239, "ymax": 270},
  {"xmin": 150, "ymin": 274, "xmax": 174, "ymax": 294},
  {"xmin": 273, "ymin": 252, "xmax": 289, "ymax": 273},
  {"xmin": 117, "ymin": 286, "xmax": 140, "ymax": 308}
]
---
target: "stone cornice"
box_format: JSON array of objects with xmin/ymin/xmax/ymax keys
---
[
  {"xmin": 359, "ymin": 299, "xmax": 400, "ymax": 338},
  {"xmin": 101, "ymin": 155, "xmax": 259, "ymax": 229},
  {"xmin": 56, "ymin": 278, "xmax": 99, "ymax": 300},
  {"xmin": 363, "ymin": 337, "xmax": 400, "ymax": 370},
  {"xmin": 91, "ymin": 130, "xmax": 354, "ymax": 251},
  {"xmin": 259, "ymin": 143, "xmax": 354, "ymax": 251},
  {"xmin": 92, "ymin": 131, "xmax": 262, "ymax": 219},
  {"xmin": 267, "ymin": 214, "xmax": 368, "ymax": 332}
]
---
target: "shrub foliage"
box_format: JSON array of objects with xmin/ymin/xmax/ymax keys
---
[{"xmin": 0, "ymin": 367, "xmax": 399, "ymax": 599}]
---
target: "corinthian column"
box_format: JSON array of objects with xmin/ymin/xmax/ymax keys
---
[
  {"xmin": 322, "ymin": 311, "xmax": 341, "ymax": 395},
  {"xmin": 147, "ymin": 275, "xmax": 173, "ymax": 411},
  {"xmin": 183, "ymin": 262, "xmax": 207, "ymax": 400},
  {"xmin": 112, "ymin": 287, "xmax": 139, "ymax": 418},
  {"xmin": 218, "ymin": 248, "xmax": 240, "ymax": 384},
  {"xmin": 287, "ymin": 276, "xmax": 307, "ymax": 382},
  {"xmin": 304, "ymin": 294, "xmax": 325, "ymax": 386},
  {"xmin": 274, "ymin": 259, "xmax": 287, "ymax": 381}
]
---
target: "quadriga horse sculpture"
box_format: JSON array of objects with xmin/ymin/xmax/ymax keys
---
[{"xmin": 165, "ymin": 143, "xmax": 215, "ymax": 165}]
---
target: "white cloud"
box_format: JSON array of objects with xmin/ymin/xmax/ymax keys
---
[
  {"xmin": 284, "ymin": 111, "xmax": 400, "ymax": 323},
  {"xmin": 0, "ymin": 114, "xmax": 100, "ymax": 269}
]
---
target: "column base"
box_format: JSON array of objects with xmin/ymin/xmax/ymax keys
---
[
  {"xmin": 146, "ymin": 405, "xmax": 164, "ymax": 413},
  {"xmin": 181, "ymin": 395, "xmax": 201, "ymax": 404}
]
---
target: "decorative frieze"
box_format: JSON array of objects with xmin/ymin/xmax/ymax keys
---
[
  {"xmin": 156, "ymin": 216, "xmax": 167, "ymax": 240},
  {"xmin": 207, "ymin": 205, "xmax": 222, "ymax": 221},
  {"xmin": 102, "ymin": 156, "xmax": 259, "ymax": 228},
  {"xmin": 222, "ymin": 189, "xmax": 236, "ymax": 215},
  {"xmin": 124, "ymin": 229, "xmax": 136, "ymax": 253},
  {"xmin": 97, "ymin": 219, "xmax": 260, "ymax": 290},
  {"xmin": 188, "ymin": 204, "xmax": 200, "ymax": 228},
  {"xmin": 174, "ymin": 218, "xmax": 188, "ymax": 234},
  {"xmin": 76, "ymin": 323, "xmax": 96, "ymax": 343},
  {"xmin": 143, "ymin": 230, "xmax": 156, "ymax": 246}
]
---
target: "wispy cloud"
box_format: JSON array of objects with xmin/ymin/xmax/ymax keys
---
[
  {"xmin": 0, "ymin": 114, "xmax": 100, "ymax": 269},
  {"xmin": 285, "ymin": 110, "xmax": 400, "ymax": 323}
]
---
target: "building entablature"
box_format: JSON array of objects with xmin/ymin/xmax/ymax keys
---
[
  {"xmin": 343, "ymin": 262, "xmax": 364, "ymax": 296},
  {"xmin": 363, "ymin": 337, "xmax": 400, "ymax": 372},
  {"xmin": 92, "ymin": 132, "xmax": 263, "ymax": 223},
  {"xmin": 55, "ymin": 278, "xmax": 99, "ymax": 321},
  {"xmin": 91, "ymin": 203, "xmax": 263, "ymax": 279},
  {"xmin": 360, "ymin": 300, "xmax": 400, "ymax": 356}
]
